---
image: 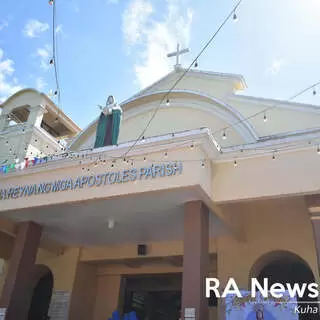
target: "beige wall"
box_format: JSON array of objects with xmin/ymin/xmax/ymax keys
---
[
  {"xmin": 118, "ymin": 106, "xmax": 244, "ymax": 146},
  {"xmin": 230, "ymin": 98, "xmax": 320, "ymax": 136},
  {"xmin": 94, "ymin": 275, "xmax": 121, "ymax": 320},
  {"xmin": 69, "ymin": 71, "xmax": 320, "ymax": 153},
  {"xmin": 213, "ymin": 198, "xmax": 319, "ymax": 319},
  {"xmin": 69, "ymin": 262, "xmax": 97, "ymax": 320},
  {"xmin": 0, "ymin": 147, "xmax": 211, "ymax": 212},
  {"xmin": 71, "ymin": 99, "xmax": 247, "ymax": 152},
  {"xmin": 2, "ymin": 74, "xmax": 320, "ymax": 320},
  {"xmin": 81, "ymin": 197, "xmax": 319, "ymax": 320},
  {"xmin": 216, "ymin": 197, "xmax": 319, "ymax": 319},
  {"xmin": 3, "ymin": 135, "xmax": 320, "ymax": 211},
  {"xmin": 0, "ymin": 196, "xmax": 318, "ymax": 320},
  {"xmin": 36, "ymin": 247, "xmax": 80, "ymax": 292},
  {"xmin": 93, "ymin": 263, "xmax": 218, "ymax": 320},
  {"xmin": 213, "ymin": 147, "xmax": 320, "ymax": 203},
  {"xmin": 139, "ymin": 73, "xmax": 239, "ymax": 99},
  {"xmin": 81, "ymin": 239, "xmax": 217, "ymax": 262}
]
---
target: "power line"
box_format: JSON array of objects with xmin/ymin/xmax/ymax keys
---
[
  {"xmin": 2, "ymin": 79, "xmax": 320, "ymax": 162},
  {"xmin": 122, "ymin": 0, "xmax": 244, "ymax": 158},
  {"xmin": 52, "ymin": 0, "xmax": 61, "ymax": 108},
  {"xmin": 2, "ymin": 0, "xmax": 320, "ymax": 163},
  {"xmin": 121, "ymin": 73, "xmax": 320, "ymax": 161},
  {"xmin": 1, "ymin": 138, "xmax": 320, "ymax": 174},
  {"xmin": 1, "ymin": 106, "xmax": 320, "ymax": 161}
]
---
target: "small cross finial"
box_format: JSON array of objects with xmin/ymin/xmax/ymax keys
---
[{"xmin": 167, "ymin": 43, "xmax": 189, "ymax": 70}]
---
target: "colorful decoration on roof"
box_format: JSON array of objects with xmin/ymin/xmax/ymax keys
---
[{"xmin": 0, "ymin": 157, "xmax": 48, "ymax": 174}]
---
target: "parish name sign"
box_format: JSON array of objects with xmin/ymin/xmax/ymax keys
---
[{"xmin": 0, "ymin": 161, "xmax": 183, "ymax": 201}]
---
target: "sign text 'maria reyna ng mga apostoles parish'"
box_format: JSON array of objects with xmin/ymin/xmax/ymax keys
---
[{"xmin": 0, "ymin": 162, "xmax": 183, "ymax": 201}]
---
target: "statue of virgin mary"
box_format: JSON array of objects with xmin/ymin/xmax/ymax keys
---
[
  {"xmin": 246, "ymin": 304, "xmax": 276, "ymax": 320},
  {"xmin": 94, "ymin": 95, "xmax": 122, "ymax": 148}
]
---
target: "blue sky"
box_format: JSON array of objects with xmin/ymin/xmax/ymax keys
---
[{"xmin": 1, "ymin": 0, "xmax": 320, "ymax": 129}]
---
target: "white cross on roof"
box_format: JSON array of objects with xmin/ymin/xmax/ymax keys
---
[{"xmin": 167, "ymin": 43, "xmax": 189, "ymax": 70}]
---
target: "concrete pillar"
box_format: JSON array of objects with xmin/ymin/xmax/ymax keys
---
[
  {"xmin": 27, "ymin": 105, "xmax": 45, "ymax": 128},
  {"xmin": 181, "ymin": 201, "xmax": 209, "ymax": 320},
  {"xmin": 0, "ymin": 222, "xmax": 42, "ymax": 320},
  {"xmin": 0, "ymin": 114, "xmax": 9, "ymax": 132}
]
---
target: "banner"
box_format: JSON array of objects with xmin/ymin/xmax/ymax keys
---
[{"xmin": 225, "ymin": 291, "xmax": 299, "ymax": 320}]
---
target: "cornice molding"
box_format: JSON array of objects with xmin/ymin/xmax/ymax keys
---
[
  {"xmin": 2, "ymin": 126, "xmax": 319, "ymax": 179},
  {"xmin": 229, "ymin": 94, "xmax": 320, "ymax": 114},
  {"xmin": 0, "ymin": 128, "xmax": 218, "ymax": 179}
]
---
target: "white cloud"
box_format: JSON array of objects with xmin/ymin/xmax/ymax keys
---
[
  {"xmin": 36, "ymin": 44, "xmax": 52, "ymax": 70},
  {"xmin": 0, "ymin": 16, "xmax": 13, "ymax": 32},
  {"xmin": 55, "ymin": 24, "xmax": 62, "ymax": 34},
  {"xmin": 55, "ymin": 24, "xmax": 65, "ymax": 35},
  {"xmin": 0, "ymin": 20, "xmax": 9, "ymax": 31},
  {"xmin": 266, "ymin": 58, "xmax": 286, "ymax": 76},
  {"xmin": 122, "ymin": 0, "xmax": 193, "ymax": 89},
  {"xmin": 35, "ymin": 77, "xmax": 47, "ymax": 91},
  {"xmin": 122, "ymin": 0, "xmax": 153, "ymax": 46},
  {"xmin": 55, "ymin": 24, "xmax": 67, "ymax": 38},
  {"xmin": 37, "ymin": 47, "xmax": 50, "ymax": 59},
  {"xmin": 0, "ymin": 49, "xmax": 23, "ymax": 103},
  {"xmin": 23, "ymin": 20, "xmax": 49, "ymax": 38}
]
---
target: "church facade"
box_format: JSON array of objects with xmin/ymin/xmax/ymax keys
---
[{"xmin": 0, "ymin": 67, "xmax": 320, "ymax": 320}]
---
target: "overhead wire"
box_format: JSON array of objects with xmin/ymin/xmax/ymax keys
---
[
  {"xmin": 211, "ymin": 79, "xmax": 320, "ymax": 139},
  {"xmin": 52, "ymin": 0, "xmax": 61, "ymax": 109},
  {"xmin": 121, "ymin": 0, "xmax": 244, "ymax": 158},
  {"xmin": 2, "ymin": 0, "xmax": 320, "ymax": 165}
]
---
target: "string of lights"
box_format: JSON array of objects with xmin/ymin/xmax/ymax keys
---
[
  {"xmin": 117, "ymin": 0, "xmax": 320, "ymax": 160},
  {"xmin": 1, "ymin": 135, "xmax": 320, "ymax": 175},
  {"xmin": 2, "ymin": 0, "xmax": 320, "ymax": 172},
  {"xmin": 2, "ymin": 97, "xmax": 320, "ymax": 164},
  {"xmin": 0, "ymin": 0, "xmax": 245, "ymax": 165},
  {"xmin": 1, "ymin": 122, "xmax": 319, "ymax": 162},
  {"xmin": 2, "ymin": 79, "xmax": 320, "ymax": 165},
  {"xmin": 117, "ymin": 76, "xmax": 320, "ymax": 163},
  {"xmin": 214, "ymin": 79, "xmax": 320, "ymax": 141},
  {"xmin": 49, "ymin": 0, "xmax": 61, "ymax": 121}
]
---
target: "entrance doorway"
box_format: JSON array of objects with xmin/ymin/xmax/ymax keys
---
[
  {"xmin": 122, "ymin": 273, "xmax": 182, "ymax": 320},
  {"xmin": 252, "ymin": 251, "xmax": 320, "ymax": 320},
  {"xmin": 28, "ymin": 266, "xmax": 54, "ymax": 320}
]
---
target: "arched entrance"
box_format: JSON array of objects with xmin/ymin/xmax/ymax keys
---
[
  {"xmin": 28, "ymin": 265, "xmax": 54, "ymax": 320},
  {"xmin": 250, "ymin": 251, "xmax": 319, "ymax": 320}
]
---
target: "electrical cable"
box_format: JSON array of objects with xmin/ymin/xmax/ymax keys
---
[
  {"xmin": 211, "ymin": 80, "xmax": 320, "ymax": 139},
  {"xmin": 121, "ymin": 0, "xmax": 244, "ymax": 158}
]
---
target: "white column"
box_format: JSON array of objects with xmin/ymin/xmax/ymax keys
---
[
  {"xmin": 0, "ymin": 114, "xmax": 9, "ymax": 132},
  {"xmin": 27, "ymin": 105, "xmax": 46, "ymax": 128}
]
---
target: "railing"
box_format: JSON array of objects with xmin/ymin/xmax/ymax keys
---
[{"xmin": 1, "ymin": 123, "xmax": 25, "ymax": 134}]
